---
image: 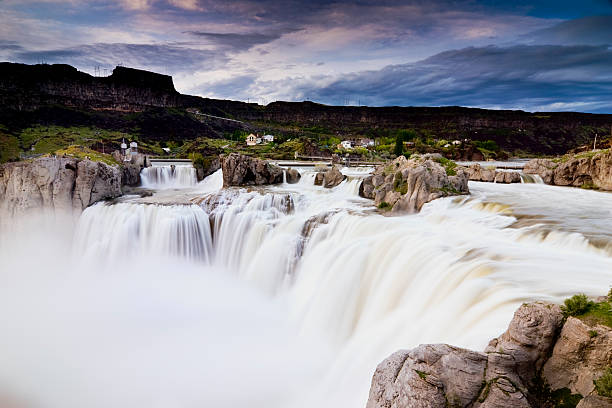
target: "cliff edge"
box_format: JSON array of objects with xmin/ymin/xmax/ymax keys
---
[{"xmin": 367, "ymin": 298, "xmax": 612, "ymax": 408}]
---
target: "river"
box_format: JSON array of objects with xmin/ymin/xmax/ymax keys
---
[{"xmin": 0, "ymin": 165, "xmax": 611, "ymax": 408}]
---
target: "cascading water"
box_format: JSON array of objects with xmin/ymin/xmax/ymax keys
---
[
  {"xmin": 1, "ymin": 166, "xmax": 611, "ymax": 408},
  {"xmin": 520, "ymin": 173, "xmax": 544, "ymax": 183},
  {"xmin": 140, "ymin": 164, "xmax": 197, "ymax": 188}
]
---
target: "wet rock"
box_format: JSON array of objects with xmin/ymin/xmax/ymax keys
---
[
  {"xmin": 0, "ymin": 156, "xmax": 122, "ymax": 215},
  {"xmin": 220, "ymin": 153, "xmax": 284, "ymax": 187},
  {"xmin": 285, "ymin": 168, "xmax": 301, "ymax": 184},
  {"xmin": 542, "ymin": 317, "xmax": 612, "ymax": 396},
  {"xmin": 359, "ymin": 155, "xmax": 469, "ymax": 213},
  {"xmin": 323, "ymin": 166, "xmax": 345, "ymax": 188},
  {"xmin": 314, "ymin": 172, "xmax": 324, "ymax": 186}
]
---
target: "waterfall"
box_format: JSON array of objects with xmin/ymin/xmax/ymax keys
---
[
  {"xmin": 520, "ymin": 173, "xmax": 544, "ymax": 183},
  {"xmin": 2, "ymin": 168, "xmax": 612, "ymax": 408},
  {"xmin": 140, "ymin": 164, "xmax": 197, "ymax": 188},
  {"xmin": 74, "ymin": 201, "xmax": 213, "ymax": 262}
]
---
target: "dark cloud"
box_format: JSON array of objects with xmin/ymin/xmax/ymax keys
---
[
  {"xmin": 291, "ymin": 45, "xmax": 612, "ymax": 112},
  {"xmin": 522, "ymin": 15, "xmax": 612, "ymax": 45},
  {"xmin": 185, "ymin": 30, "xmax": 288, "ymax": 51},
  {"xmin": 11, "ymin": 43, "xmax": 225, "ymax": 74},
  {"xmin": 197, "ymin": 74, "xmax": 257, "ymax": 100}
]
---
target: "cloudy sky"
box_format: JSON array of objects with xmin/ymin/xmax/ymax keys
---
[{"xmin": 2, "ymin": 0, "xmax": 612, "ymax": 112}]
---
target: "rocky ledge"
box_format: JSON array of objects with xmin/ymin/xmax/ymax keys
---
[
  {"xmin": 524, "ymin": 150, "xmax": 612, "ymax": 190},
  {"xmin": 367, "ymin": 299, "xmax": 612, "ymax": 408},
  {"xmin": 0, "ymin": 156, "xmax": 123, "ymax": 215},
  {"xmin": 359, "ymin": 154, "xmax": 469, "ymax": 213},
  {"xmin": 221, "ymin": 153, "xmax": 285, "ymax": 187},
  {"xmin": 464, "ymin": 164, "xmax": 522, "ymax": 184}
]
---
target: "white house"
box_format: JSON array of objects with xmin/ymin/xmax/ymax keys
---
[
  {"xmin": 263, "ymin": 134, "xmax": 274, "ymax": 143},
  {"xmin": 256, "ymin": 137, "xmax": 262, "ymax": 144},
  {"xmin": 246, "ymin": 133, "xmax": 257, "ymax": 146},
  {"xmin": 452, "ymin": 140, "xmax": 462, "ymax": 146},
  {"xmin": 359, "ymin": 138, "xmax": 375, "ymax": 147},
  {"xmin": 340, "ymin": 140, "xmax": 353, "ymax": 149}
]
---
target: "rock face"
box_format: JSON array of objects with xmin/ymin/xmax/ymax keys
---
[
  {"xmin": 285, "ymin": 168, "xmax": 301, "ymax": 184},
  {"xmin": 542, "ymin": 317, "xmax": 612, "ymax": 397},
  {"xmin": 464, "ymin": 164, "xmax": 521, "ymax": 184},
  {"xmin": 524, "ymin": 150, "xmax": 612, "ymax": 190},
  {"xmin": 220, "ymin": 153, "xmax": 284, "ymax": 187},
  {"xmin": 367, "ymin": 301, "xmax": 612, "ymax": 408},
  {"xmin": 0, "ymin": 157, "xmax": 122, "ymax": 215},
  {"xmin": 359, "ymin": 155, "xmax": 469, "ymax": 213}
]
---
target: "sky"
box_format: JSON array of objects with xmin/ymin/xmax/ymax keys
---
[{"xmin": 1, "ymin": 0, "xmax": 612, "ymax": 112}]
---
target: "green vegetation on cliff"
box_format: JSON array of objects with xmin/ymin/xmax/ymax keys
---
[{"xmin": 561, "ymin": 293, "xmax": 612, "ymax": 328}]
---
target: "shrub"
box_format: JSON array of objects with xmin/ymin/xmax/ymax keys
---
[
  {"xmin": 561, "ymin": 294, "xmax": 594, "ymax": 317},
  {"xmin": 377, "ymin": 202, "xmax": 392, "ymax": 210},
  {"xmin": 594, "ymin": 368, "xmax": 612, "ymax": 397}
]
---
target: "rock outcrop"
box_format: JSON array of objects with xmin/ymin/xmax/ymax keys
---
[
  {"xmin": 366, "ymin": 301, "xmax": 612, "ymax": 408},
  {"xmin": 464, "ymin": 164, "xmax": 521, "ymax": 184},
  {"xmin": 359, "ymin": 155, "xmax": 469, "ymax": 213},
  {"xmin": 0, "ymin": 156, "xmax": 122, "ymax": 215},
  {"xmin": 314, "ymin": 166, "xmax": 345, "ymax": 188},
  {"xmin": 285, "ymin": 168, "xmax": 301, "ymax": 184},
  {"xmin": 524, "ymin": 150, "xmax": 612, "ymax": 190},
  {"xmin": 542, "ymin": 317, "xmax": 612, "ymax": 397},
  {"xmin": 220, "ymin": 153, "xmax": 284, "ymax": 187}
]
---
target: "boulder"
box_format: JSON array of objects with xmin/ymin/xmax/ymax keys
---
[
  {"xmin": 0, "ymin": 156, "xmax": 122, "ymax": 215},
  {"xmin": 220, "ymin": 153, "xmax": 284, "ymax": 187},
  {"xmin": 285, "ymin": 168, "xmax": 301, "ymax": 184},
  {"xmin": 366, "ymin": 302, "xmax": 565, "ymax": 408},
  {"xmin": 542, "ymin": 317, "xmax": 612, "ymax": 396},
  {"xmin": 359, "ymin": 155, "xmax": 469, "ymax": 213},
  {"xmin": 323, "ymin": 166, "xmax": 345, "ymax": 188}
]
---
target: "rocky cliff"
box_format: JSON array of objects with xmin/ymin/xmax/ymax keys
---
[
  {"xmin": 366, "ymin": 300, "xmax": 612, "ymax": 408},
  {"xmin": 0, "ymin": 156, "xmax": 123, "ymax": 216},
  {"xmin": 220, "ymin": 153, "xmax": 284, "ymax": 187},
  {"xmin": 524, "ymin": 150, "xmax": 612, "ymax": 190},
  {"xmin": 359, "ymin": 155, "xmax": 469, "ymax": 213},
  {"xmin": 2, "ymin": 63, "xmax": 612, "ymax": 155},
  {"xmin": 0, "ymin": 63, "xmax": 180, "ymax": 112}
]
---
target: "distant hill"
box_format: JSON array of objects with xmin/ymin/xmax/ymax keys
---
[{"xmin": 1, "ymin": 62, "xmax": 611, "ymax": 158}]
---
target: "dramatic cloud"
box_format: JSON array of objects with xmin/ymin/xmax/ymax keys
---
[
  {"xmin": 289, "ymin": 45, "xmax": 612, "ymax": 112},
  {"xmin": 1, "ymin": 0, "xmax": 612, "ymax": 112}
]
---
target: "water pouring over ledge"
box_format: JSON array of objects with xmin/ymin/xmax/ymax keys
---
[{"xmin": 0, "ymin": 167, "xmax": 611, "ymax": 408}]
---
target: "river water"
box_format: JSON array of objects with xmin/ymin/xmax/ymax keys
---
[{"xmin": 0, "ymin": 165, "xmax": 611, "ymax": 408}]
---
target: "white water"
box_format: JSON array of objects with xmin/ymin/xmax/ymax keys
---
[
  {"xmin": 140, "ymin": 164, "xmax": 197, "ymax": 188},
  {"xmin": 1, "ymin": 168, "xmax": 611, "ymax": 408}
]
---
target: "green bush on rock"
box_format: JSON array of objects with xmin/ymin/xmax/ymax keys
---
[{"xmin": 561, "ymin": 294, "xmax": 594, "ymax": 317}]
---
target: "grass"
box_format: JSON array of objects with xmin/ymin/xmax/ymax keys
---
[
  {"xmin": 0, "ymin": 131, "xmax": 20, "ymax": 163},
  {"xmin": 377, "ymin": 201, "xmax": 392, "ymax": 211},
  {"xmin": 433, "ymin": 156, "xmax": 457, "ymax": 176},
  {"xmin": 561, "ymin": 293, "xmax": 612, "ymax": 328},
  {"xmin": 594, "ymin": 368, "xmax": 612, "ymax": 398},
  {"xmin": 54, "ymin": 145, "xmax": 120, "ymax": 166}
]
